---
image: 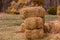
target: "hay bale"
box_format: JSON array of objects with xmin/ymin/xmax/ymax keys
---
[
  {"xmin": 35, "ymin": 17, "xmax": 44, "ymax": 28},
  {"xmin": 25, "ymin": 29, "xmax": 44, "ymax": 40},
  {"xmin": 19, "ymin": 23, "xmax": 26, "ymax": 32},
  {"xmin": 45, "ymin": 34, "xmax": 60, "ymax": 40},
  {"xmin": 25, "ymin": 30, "xmax": 32, "ymax": 39},
  {"xmin": 24, "ymin": 17, "xmax": 36, "ymax": 30},
  {"xmin": 44, "ymin": 22, "xmax": 50, "ymax": 33},
  {"xmin": 24, "ymin": 17, "xmax": 44, "ymax": 30},
  {"xmin": 19, "ymin": 17, "xmax": 44, "ymax": 32},
  {"xmin": 20, "ymin": 6, "xmax": 46, "ymax": 20},
  {"xmin": 49, "ymin": 21, "xmax": 60, "ymax": 33},
  {"xmin": 31, "ymin": 29, "xmax": 44, "ymax": 39}
]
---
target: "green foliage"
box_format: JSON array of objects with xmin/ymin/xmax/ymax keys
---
[
  {"xmin": 47, "ymin": 6, "xmax": 57, "ymax": 15},
  {"xmin": 32, "ymin": 0, "xmax": 44, "ymax": 5},
  {"xmin": 0, "ymin": 0, "xmax": 2, "ymax": 7},
  {"xmin": 0, "ymin": 0, "xmax": 2, "ymax": 11}
]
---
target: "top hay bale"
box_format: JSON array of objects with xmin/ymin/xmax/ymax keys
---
[{"xmin": 20, "ymin": 6, "xmax": 46, "ymax": 20}]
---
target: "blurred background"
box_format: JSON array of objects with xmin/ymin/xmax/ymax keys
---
[
  {"xmin": 0, "ymin": 0, "xmax": 59, "ymax": 14},
  {"xmin": 0, "ymin": 0, "xmax": 59, "ymax": 40}
]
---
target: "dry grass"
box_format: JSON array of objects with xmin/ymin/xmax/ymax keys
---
[
  {"xmin": 0, "ymin": 13, "xmax": 25, "ymax": 40},
  {"xmin": 0, "ymin": 13, "xmax": 57, "ymax": 40}
]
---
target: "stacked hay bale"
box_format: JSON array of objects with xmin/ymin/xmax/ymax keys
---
[
  {"xmin": 20, "ymin": 6, "xmax": 45, "ymax": 22},
  {"xmin": 48, "ymin": 21, "xmax": 60, "ymax": 34},
  {"xmin": 19, "ymin": 6, "xmax": 46, "ymax": 40},
  {"xmin": 45, "ymin": 34, "xmax": 60, "ymax": 40},
  {"xmin": 44, "ymin": 5, "xmax": 60, "ymax": 33},
  {"xmin": 44, "ymin": 20, "xmax": 60, "ymax": 34}
]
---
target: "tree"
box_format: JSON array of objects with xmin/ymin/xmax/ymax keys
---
[
  {"xmin": 0, "ymin": 0, "xmax": 2, "ymax": 11},
  {"xmin": 47, "ymin": 6, "xmax": 57, "ymax": 15}
]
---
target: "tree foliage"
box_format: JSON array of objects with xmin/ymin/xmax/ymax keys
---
[
  {"xmin": 0, "ymin": 0, "xmax": 2, "ymax": 11},
  {"xmin": 0, "ymin": 0, "xmax": 2, "ymax": 7},
  {"xmin": 47, "ymin": 6, "xmax": 57, "ymax": 15}
]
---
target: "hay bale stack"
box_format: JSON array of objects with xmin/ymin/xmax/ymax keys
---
[
  {"xmin": 57, "ymin": 5, "xmax": 60, "ymax": 21},
  {"xmin": 19, "ymin": 6, "xmax": 46, "ymax": 40},
  {"xmin": 20, "ymin": 6, "xmax": 46, "ymax": 20},
  {"xmin": 45, "ymin": 34, "xmax": 60, "ymax": 40},
  {"xmin": 49, "ymin": 21, "xmax": 60, "ymax": 33}
]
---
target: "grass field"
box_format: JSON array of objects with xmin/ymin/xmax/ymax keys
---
[
  {"xmin": 0, "ymin": 14, "xmax": 25, "ymax": 40},
  {"xmin": 0, "ymin": 13, "xmax": 58, "ymax": 40}
]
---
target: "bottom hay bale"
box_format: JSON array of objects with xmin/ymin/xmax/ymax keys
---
[
  {"xmin": 25, "ymin": 30, "xmax": 31, "ymax": 39},
  {"xmin": 31, "ymin": 29, "xmax": 44, "ymax": 39},
  {"xmin": 25, "ymin": 29, "xmax": 44, "ymax": 40},
  {"xmin": 44, "ymin": 21, "xmax": 60, "ymax": 33},
  {"xmin": 45, "ymin": 34, "xmax": 60, "ymax": 40},
  {"xmin": 49, "ymin": 21, "xmax": 60, "ymax": 33}
]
